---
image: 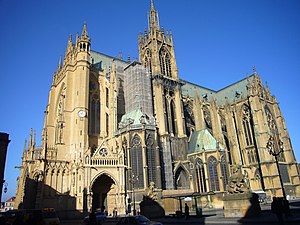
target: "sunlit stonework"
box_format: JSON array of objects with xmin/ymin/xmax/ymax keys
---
[{"xmin": 15, "ymin": 0, "xmax": 300, "ymax": 218}]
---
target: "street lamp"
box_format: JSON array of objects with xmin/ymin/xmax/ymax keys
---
[
  {"xmin": 129, "ymin": 174, "xmax": 138, "ymax": 215},
  {"xmin": 266, "ymin": 135, "xmax": 286, "ymax": 199}
]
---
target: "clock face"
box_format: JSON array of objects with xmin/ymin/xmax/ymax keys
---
[{"xmin": 78, "ymin": 110, "xmax": 86, "ymax": 118}]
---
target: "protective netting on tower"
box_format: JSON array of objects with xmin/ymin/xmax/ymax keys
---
[{"xmin": 124, "ymin": 62, "xmax": 153, "ymax": 117}]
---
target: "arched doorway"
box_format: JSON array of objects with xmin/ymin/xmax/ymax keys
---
[{"xmin": 91, "ymin": 174, "xmax": 116, "ymax": 213}]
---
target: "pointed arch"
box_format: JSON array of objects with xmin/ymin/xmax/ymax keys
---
[
  {"xmin": 170, "ymin": 99, "xmax": 177, "ymax": 135},
  {"xmin": 242, "ymin": 104, "xmax": 254, "ymax": 146},
  {"xmin": 195, "ymin": 158, "xmax": 206, "ymax": 193},
  {"xmin": 146, "ymin": 132, "xmax": 156, "ymax": 184},
  {"xmin": 264, "ymin": 105, "xmax": 278, "ymax": 134},
  {"xmin": 55, "ymin": 84, "xmax": 66, "ymax": 144},
  {"xmin": 208, "ymin": 156, "xmax": 220, "ymax": 191},
  {"xmin": 89, "ymin": 80, "xmax": 100, "ymax": 135},
  {"xmin": 220, "ymin": 154, "xmax": 229, "ymax": 191},
  {"xmin": 144, "ymin": 48, "xmax": 152, "ymax": 75},
  {"xmin": 159, "ymin": 46, "xmax": 172, "ymax": 77},
  {"xmin": 174, "ymin": 166, "xmax": 190, "ymax": 189},
  {"xmin": 130, "ymin": 134, "xmax": 144, "ymax": 189}
]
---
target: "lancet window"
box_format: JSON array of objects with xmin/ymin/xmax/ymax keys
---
[
  {"xmin": 159, "ymin": 46, "xmax": 172, "ymax": 77},
  {"xmin": 163, "ymin": 89, "xmax": 177, "ymax": 135},
  {"xmin": 130, "ymin": 135, "xmax": 144, "ymax": 189},
  {"xmin": 195, "ymin": 158, "xmax": 207, "ymax": 193},
  {"xmin": 183, "ymin": 99, "xmax": 195, "ymax": 139},
  {"xmin": 146, "ymin": 132, "xmax": 156, "ymax": 184},
  {"xmin": 242, "ymin": 105, "xmax": 254, "ymax": 146},
  {"xmin": 220, "ymin": 155, "xmax": 229, "ymax": 190},
  {"xmin": 89, "ymin": 81, "xmax": 100, "ymax": 135},
  {"xmin": 265, "ymin": 106, "xmax": 278, "ymax": 134},
  {"xmin": 144, "ymin": 49, "xmax": 152, "ymax": 75},
  {"xmin": 208, "ymin": 156, "xmax": 220, "ymax": 191},
  {"xmin": 56, "ymin": 87, "xmax": 66, "ymax": 144}
]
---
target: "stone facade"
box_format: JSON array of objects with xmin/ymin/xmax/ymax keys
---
[{"xmin": 14, "ymin": 0, "xmax": 300, "ymax": 218}]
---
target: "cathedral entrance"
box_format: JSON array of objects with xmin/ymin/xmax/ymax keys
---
[{"xmin": 91, "ymin": 174, "xmax": 116, "ymax": 214}]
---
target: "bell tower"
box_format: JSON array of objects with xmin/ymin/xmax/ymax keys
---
[{"xmin": 138, "ymin": 0, "xmax": 187, "ymax": 189}]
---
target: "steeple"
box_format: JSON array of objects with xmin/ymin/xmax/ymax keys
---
[
  {"xmin": 148, "ymin": 0, "xmax": 159, "ymax": 31},
  {"xmin": 81, "ymin": 22, "xmax": 89, "ymax": 40},
  {"xmin": 76, "ymin": 22, "xmax": 91, "ymax": 54}
]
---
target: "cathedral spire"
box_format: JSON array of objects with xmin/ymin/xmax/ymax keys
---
[
  {"xmin": 150, "ymin": 0, "xmax": 155, "ymax": 10},
  {"xmin": 148, "ymin": 0, "xmax": 159, "ymax": 31}
]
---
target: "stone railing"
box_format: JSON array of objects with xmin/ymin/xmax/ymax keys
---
[{"xmin": 90, "ymin": 157, "xmax": 119, "ymax": 166}]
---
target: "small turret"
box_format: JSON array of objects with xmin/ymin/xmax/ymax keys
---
[{"xmin": 76, "ymin": 22, "xmax": 91, "ymax": 54}]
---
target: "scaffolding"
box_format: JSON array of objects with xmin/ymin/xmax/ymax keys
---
[{"xmin": 124, "ymin": 62, "xmax": 153, "ymax": 117}]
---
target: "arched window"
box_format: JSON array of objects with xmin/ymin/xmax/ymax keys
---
[
  {"xmin": 195, "ymin": 158, "xmax": 206, "ymax": 193},
  {"xmin": 159, "ymin": 47, "xmax": 172, "ymax": 77},
  {"xmin": 242, "ymin": 105, "xmax": 254, "ymax": 146},
  {"xmin": 170, "ymin": 100, "xmax": 177, "ymax": 135},
  {"xmin": 89, "ymin": 81, "xmax": 100, "ymax": 135},
  {"xmin": 56, "ymin": 86, "xmax": 66, "ymax": 144},
  {"xmin": 144, "ymin": 49, "xmax": 152, "ymax": 75},
  {"xmin": 163, "ymin": 89, "xmax": 170, "ymax": 133},
  {"xmin": 220, "ymin": 155, "xmax": 229, "ymax": 191},
  {"xmin": 265, "ymin": 106, "xmax": 285, "ymax": 161},
  {"xmin": 163, "ymin": 89, "xmax": 177, "ymax": 136},
  {"xmin": 130, "ymin": 135, "xmax": 144, "ymax": 189},
  {"xmin": 208, "ymin": 156, "xmax": 220, "ymax": 191},
  {"xmin": 175, "ymin": 167, "xmax": 189, "ymax": 189},
  {"xmin": 146, "ymin": 132, "xmax": 156, "ymax": 183},
  {"xmin": 265, "ymin": 106, "xmax": 278, "ymax": 134},
  {"xmin": 183, "ymin": 100, "xmax": 195, "ymax": 138}
]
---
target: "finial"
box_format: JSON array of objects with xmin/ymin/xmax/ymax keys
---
[
  {"xmin": 76, "ymin": 32, "xmax": 79, "ymax": 43},
  {"xmin": 81, "ymin": 21, "xmax": 89, "ymax": 39},
  {"xmin": 150, "ymin": 0, "xmax": 155, "ymax": 10},
  {"xmin": 58, "ymin": 55, "xmax": 62, "ymax": 70},
  {"xmin": 68, "ymin": 34, "xmax": 72, "ymax": 43},
  {"xmin": 252, "ymin": 66, "xmax": 257, "ymax": 74}
]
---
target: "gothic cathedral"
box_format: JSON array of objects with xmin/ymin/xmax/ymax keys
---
[{"xmin": 15, "ymin": 1, "xmax": 300, "ymax": 218}]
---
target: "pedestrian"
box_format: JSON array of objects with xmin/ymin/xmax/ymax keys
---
[
  {"xmin": 271, "ymin": 197, "xmax": 284, "ymax": 225},
  {"xmin": 184, "ymin": 203, "xmax": 190, "ymax": 220},
  {"xmin": 89, "ymin": 211, "xmax": 97, "ymax": 225}
]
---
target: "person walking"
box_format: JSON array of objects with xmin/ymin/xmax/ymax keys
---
[
  {"xmin": 185, "ymin": 203, "xmax": 190, "ymax": 220},
  {"xmin": 271, "ymin": 197, "xmax": 284, "ymax": 225}
]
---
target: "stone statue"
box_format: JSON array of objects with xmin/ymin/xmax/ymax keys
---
[
  {"xmin": 227, "ymin": 165, "xmax": 250, "ymax": 194},
  {"xmin": 146, "ymin": 182, "xmax": 158, "ymax": 201}
]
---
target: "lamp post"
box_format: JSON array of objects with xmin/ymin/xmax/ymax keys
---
[
  {"xmin": 129, "ymin": 174, "xmax": 138, "ymax": 215},
  {"xmin": 266, "ymin": 135, "xmax": 286, "ymax": 199}
]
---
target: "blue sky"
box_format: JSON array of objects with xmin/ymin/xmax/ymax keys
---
[{"xmin": 1, "ymin": 0, "xmax": 300, "ymax": 201}]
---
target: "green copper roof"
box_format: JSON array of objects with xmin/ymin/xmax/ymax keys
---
[
  {"xmin": 119, "ymin": 109, "xmax": 145, "ymax": 126},
  {"xmin": 181, "ymin": 75, "xmax": 254, "ymax": 106},
  {"xmin": 188, "ymin": 129, "xmax": 224, "ymax": 154},
  {"xmin": 90, "ymin": 50, "xmax": 129, "ymax": 72}
]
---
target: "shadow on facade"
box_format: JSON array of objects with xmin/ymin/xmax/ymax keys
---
[{"xmin": 18, "ymin": 177, "xmax": 82, "ymax": 220}]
